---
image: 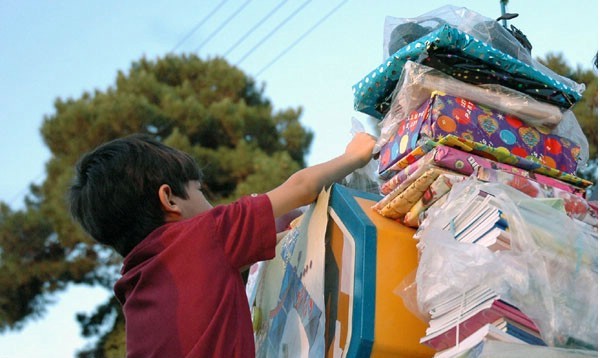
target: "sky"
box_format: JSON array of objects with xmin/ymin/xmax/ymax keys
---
[{"xmin": 0, "ymin": 1, "xmax": 597, "ymax": 357}]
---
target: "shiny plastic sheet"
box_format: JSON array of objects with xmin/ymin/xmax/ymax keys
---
[
  {"xmin": 375, "ymin": 61, "xmax": 590, "ymax": 168},
  {"xmin": 407, "ymin": 179, "xmax": 598, "ymax": 349},
  {"xmin": 354, "ymin": 17, "xmax": 584, "ymax": 118}
]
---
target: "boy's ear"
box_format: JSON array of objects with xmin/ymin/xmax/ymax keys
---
[{"xmin": 158, "ymin": 184, "xmax": 182, "ymax": 222}]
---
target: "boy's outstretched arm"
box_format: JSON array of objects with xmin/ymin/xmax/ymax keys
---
[{"xmin": 266, "ymin": 132, "xmax": 376, "ymax": 219}]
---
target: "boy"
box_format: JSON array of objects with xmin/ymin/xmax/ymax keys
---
[{"xmin": 69, "ymin": 132, "xmax": 375, "ymax": 357}]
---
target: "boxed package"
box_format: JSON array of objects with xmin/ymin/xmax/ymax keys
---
[
  {"xmin": 380, "ymin": 144, "xmax": 587, "ymax": 197},
  {"xmin": 353, "ymin": 24, "xmax": 584, "ymax": 119},
  {"xmin": 378, "ymin": 93, "xmax": 581, "ymax": 176}
]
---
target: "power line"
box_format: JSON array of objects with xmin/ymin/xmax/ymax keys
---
[
  {"xmin": 5, "ymin": 171, "xmax": 45, "ymax": 207},
  {"xmin": 223, "ymin": 0, "xmax": 289, "ymax": 58},
  {"xmin": 235, "ymin": 0, "xmax": 313, "ymax": 66},
  {"xmin": 193, "ymin": 0, "xmax": 254, "ymax": 54},
  {"xmin": 170, "ymin": 0, "xmax": 230, "ymax": 53},
  {"xmin": 255, "ymin": 0, "xmax": 348, "ymax": 77}
]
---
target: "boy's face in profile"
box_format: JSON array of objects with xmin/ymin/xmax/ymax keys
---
[{"xmin": 171, "ymin": 180, "xmax": 213, "ymax": 220}]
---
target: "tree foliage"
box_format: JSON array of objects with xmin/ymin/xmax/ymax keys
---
[
  {"xmin": 0, "ymin": 54, "xmax": 312, "ymax": 354},
  {"xmin": 538, "ymin": 52, "xmax": 598, "ymax": 160},
  {"xmin": 538, "ymin": 52, "xmax": 598, "ymax": 195}
]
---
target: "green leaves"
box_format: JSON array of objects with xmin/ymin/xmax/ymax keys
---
[
  {"xmin": 538, "ymin": 53, "xmax": 598, "ymax": 159},
  {"xmin": 0, "ymin": 54, "xmax": 312, "ymax": 348}
]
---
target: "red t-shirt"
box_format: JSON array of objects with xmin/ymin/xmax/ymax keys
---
[{"xmin": 114, "ymin": 194, "xmax": 276, "ymax": 357}]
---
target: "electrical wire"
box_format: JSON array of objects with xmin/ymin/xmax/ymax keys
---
[
  {"xmin": 193, "ymin": 0, "xmax": 254, "ymax": 53},
  {"xmin": 170, "ymin": 0, "xmax": 230, "ymax": 53},
  {"xmin": 235, "ymin": 0, "xmax": 312, "ymax": 66},
  {"xmin": 222, "ymin": 0, "xmax": 289, "ymax": 58},
  {"xmin": 254, "ymin": 0, "xmax": 348, "ymax": 77},
  {"xmin": 5, "ymin": 171, "xmax": 45, "ymax": 208}
]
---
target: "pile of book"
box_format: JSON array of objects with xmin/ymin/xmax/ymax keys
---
[
  {"xmin": 351, "ymin": 5, "xmax": 598, "ymax": 357},
  {"xmin": 411, "ymin": 179, "xmax": 598, "ymax": 356},
  {"xmin": 420, "ymin": 286, "xmax": 545, "ymax": 355}
]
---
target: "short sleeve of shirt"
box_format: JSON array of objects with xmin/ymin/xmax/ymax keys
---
[{"xmin": 210, "ymin": 193, "xmax": 276, "ymax": 269}]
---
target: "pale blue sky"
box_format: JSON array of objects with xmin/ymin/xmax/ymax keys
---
[{"xmin": 0, "ymin": 1, "xmax": 597, "ymax": 357}]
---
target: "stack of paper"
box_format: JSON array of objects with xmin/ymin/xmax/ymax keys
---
[
  {"xmin": 420, "ymin": 286, "xmax": 544, "ymax": 352},
  {"xmin": 441, "ymin": 190, "xmax": 511, "ymax": 251}
]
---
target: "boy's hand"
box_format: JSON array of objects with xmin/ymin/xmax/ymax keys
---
[
  {"xmin": 345, "ymin": 132, "xmax": 376, "ymax": 168},
  {"xmin": 267, "ymin": 131, "xmax": 377, "ymax": 219}
]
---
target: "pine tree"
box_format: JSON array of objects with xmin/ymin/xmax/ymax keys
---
[
  {"xmin": 0, "ymin": 54, "xmax": 313, "ymax": 355},
  {"xmin": 538, "ymin": 52, "xmax": 598, "ymax": 196}
]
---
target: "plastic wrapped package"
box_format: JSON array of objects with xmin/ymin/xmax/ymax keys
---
[
  {"xmin": 477, "ymin": 167, "xmax": 598, "ymax": 226},
  {"xmin": 378, "ymin": 92, "xmax": 582, "ymax": 175},
  {"xmin": 379, "ymin": 143, "xmax": 587, "ymax": 198},
  {"xmin": 379, "ymin": 6, "xmax": 585, "ymax": 105},
  {"xmin": 552, "ymin": 110, "xmax": 589, "ymax": 166},
  {"xmin": 383, "ymin": 61, "xmax": 563, "ymax": 130},
  {"xmin": 382, "ymin": 5, "xmax": 533, "ymax": 64},
  {"xmin": 354, "ymin": 15, "xmax": 585, "ymax": 119},
  {"xmin": 405, "ymin": 178, "xmax": 597, "ymax": 349},
  {"xmin": 375, "ymin": 61, "xmax": 590, "ymax": 168},
  {"xmin": 379, "ymin": 137, "xmax": 593, "ymax": 189}
]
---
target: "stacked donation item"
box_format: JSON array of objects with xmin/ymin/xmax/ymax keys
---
[{"xmin": 352, "ymin": 5, "xmax": 598, "ymax": 357}]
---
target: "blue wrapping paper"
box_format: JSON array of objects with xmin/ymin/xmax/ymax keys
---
[{"xmin": 353, "ymin": 25, "xmax": 583, "ymax": 119}]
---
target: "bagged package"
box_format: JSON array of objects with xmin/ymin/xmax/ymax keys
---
[
  {"xmin": 405, "ymin": 179, "xmax": 598, "ymax": 350},
  {"xmin": 382, "ymin": 5, "xmax": 533, "ymax": 63},
  {"xmin": 377, "ymin": 92, "xmax": 582, "ymax": 175},
  {"xmin": 354, "ymin": 6, "xmax": 585, "ymax": 119},
  {"xmin": 402, "ymin": 173, "xmax": 465, "ymax": 227},
  {"xmin": 379, "ymin": 144, "xmax": 587, "ymax": 197},
  {"xmin": 374, "ymin": 167, "xmax": 460, "ymax": 219},
  {"xmin": 374, "ymin": 61, "xmax": 590, "ymax": 168},
  {"xmin": 477, "ymin": 167, "xmax": 598, "ymax": 226}
]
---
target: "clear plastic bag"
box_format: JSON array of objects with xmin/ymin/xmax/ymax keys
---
[
  {"xmin": 383, "ymin": 6, "xmax": 531, "ymax": 63},
  {"xmin": 554, "ymin": 110, "xmax": 589, "ymax": 167},
  {"xmin": 375, "ymin": 61, "xmax": 590, "ymax": 170},
  {"xmin": 382, "ymin": 5, "xmax": 585, "ymax": 96},
  {"xmin": 400, "ymin": 178, "xmax": 598, "ymax": 349},
  {"xmin": 343, "ymin": 117, "xmax": 381, "ymax": 194}
]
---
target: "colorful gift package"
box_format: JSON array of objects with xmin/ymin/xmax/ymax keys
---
[
  {"xmin": 380, "ymin": 144, "xmax": 587, "ymax": 197},
  {"xmin": 477, "ymin": 167, "xmax": 598, "ymax": 226},
  {"xmin": 402, "ymin": 173, "xmax": 466, "ymax": 228},
  {"xmin": 374, "ymin": 167, "xmax": 459, "ymax": 220},
  {"xmin": 378, "ymin": 92, "xmax": 581, "ymax": 176},
  {"xmin": 435, "ymin": 135, "xmax": 591, "ymax": 187},
  {"xmin": 374, "ymin": 61, "xmax": 591, "ymax": 169},
  {"xmin": 353, "ymin": 24, "xmax": 584, "ymax": 119},
  {"xmin": 376, "ymin": 145, "xmax": 592, "ymax": 227}
]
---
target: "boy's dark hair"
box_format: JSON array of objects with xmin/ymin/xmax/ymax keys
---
[{"xmin": 69, "ymin": 134, "xmax": 202, "ymax": 256}]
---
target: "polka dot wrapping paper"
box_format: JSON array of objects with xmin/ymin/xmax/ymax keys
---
[
  {"xmin": 352, "ymin": 25, "xmax": 584, "ymax": 119},
  {"xmin": 377, "ymin": 92, "xmax": 582, "ymax": 177}
]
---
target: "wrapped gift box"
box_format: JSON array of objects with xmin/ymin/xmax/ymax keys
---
[
  {"xmin": 374, "ymin": 167, "xmax": 456, "ymax": 219},
  {"xmin": 378, "ymin": 93, "xmax": 581, "ymax": 176},
  {"xmin": 352, "ymin": 24, "xmax": 584, "ymax": 119},
  {"xmin": 402, "ymin": 173, "xmax": 465, "ymax": 228},
  {"xmin": 380, "ymin": 144, "xmax": 587, "ymax": 197},
  {"xmin": 381, "ymin": 137, "xmax": 592, "ymax": 188},
  {"xmin": 477, "ymin": 168, "xmax": 598, "ymax": 226}
]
